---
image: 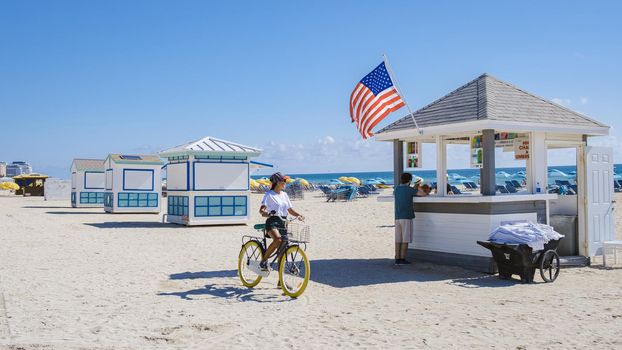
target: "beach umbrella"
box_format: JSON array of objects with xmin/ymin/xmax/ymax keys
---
[
  {"xmin": 0, "ymin": 182, "xmax": 19, "ymax": 191},
  {"xmin": 346, "ymin": 177, "xmax": 361, "ymax": 185},
  {"xmin": 250, "ymin": 179, "xmax": 260, "ymax": 189},
  {"xmin": 338, "ymin": 176, "xmax": 350, "ymax": 183}
]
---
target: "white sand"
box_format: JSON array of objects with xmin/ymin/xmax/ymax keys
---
[{"xmin": 1, "ymin": 192, "xmax": 621, "ymax": 349}]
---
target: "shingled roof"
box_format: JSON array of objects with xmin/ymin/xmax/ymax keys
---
[
  {"xmin": 71, "ymin": 159, "xmax": 104, "ymax": 172},
  {"xmin": 159, "ymin": 136, "xmax": 262, "ymax": 157},
  {"xmin": 375, "ymin": 74, "xmax": 608, "ymax": 136}
]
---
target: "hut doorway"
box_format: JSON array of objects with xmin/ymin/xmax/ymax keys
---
[{"xmin": 546, "ymin": 144, "xmax": 581, "ymax": 257}]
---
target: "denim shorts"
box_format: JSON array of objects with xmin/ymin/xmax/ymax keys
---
[{"xmin": 265, "ymin": 216, "xmax": 287, "ymax": 231}]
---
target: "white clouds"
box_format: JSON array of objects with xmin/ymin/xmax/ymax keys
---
[
  {"xmin": 552, "ymin": 98, "xmax": 572, "ymax": 107},
  {"xmin": 551, "ymin": 97, "xmax": 589, "ymax": 108},
  {"xmin": 317, "ymin": 136, "xmax": 335, "ymax": 145},
  {"xmin": 258, "ymin": 136, "xmax": 393, "ymax": 173}
]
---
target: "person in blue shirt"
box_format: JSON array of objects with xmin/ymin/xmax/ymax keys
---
[{"xmin": 393, "ymin": 173, "xmax": 418, "ymax": 265}]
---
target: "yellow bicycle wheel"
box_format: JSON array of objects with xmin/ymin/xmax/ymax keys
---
[
  {"xmin": 238, "ymin": 240, "xmax": 264, "ymax": 287},
  {"xmin": 278, "ymin": 245, "xmax": 310, "ymax": 298}
]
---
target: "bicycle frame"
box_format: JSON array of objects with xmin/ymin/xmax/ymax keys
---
[{"xmin": 241, "ymin": 227, "xmax": 307, "ymax": 267}]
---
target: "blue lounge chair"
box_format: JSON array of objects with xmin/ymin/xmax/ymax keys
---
[
  {"xmin": 505, "ymin": 184, "xmax": 518, "ymax": 193},
  {"xmin": 358, "ymin": 186, "xmax": 371, "ymax": 197},
  {"xmin": 496, "ymin": 185, "xmax": 510, "ymax": 194},
  {"xmin": 510, "ymin": 180, "xmax": 523, "ymax": 189},
  {"xmin": 450, "ymin": 185, "xmax": 462, "ymax": 195}
]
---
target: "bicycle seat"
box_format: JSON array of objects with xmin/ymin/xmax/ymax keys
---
[{"xmin": 253, "ymin": 224, "xmax": 265, "ymax": 230}]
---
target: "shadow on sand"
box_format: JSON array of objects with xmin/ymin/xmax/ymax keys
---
[
  {"xmin": 84, "ymin": 222, "xmax": 178, "ymax": 229},
  {"xmin": 47, "ymin": 211, "xmax": 107, "ymax": 215},
  {"xmin": 308, "ymin": 258, "xmax": 510, "ymax": 288},
  {"xmin": 23, "ymin": 205, "xmax": 73, "ymax": 209},
  {"xmin": 158, "ymin": 283, "xmax": 290, "ymax": 303},
  {"xmin": 161, "ymin": 258, "xmax": 517, "ymax": 302},
  {"xmin": 161, "ymin": 270, "xmax": 289, "ymax": 302},
  {"xmin": 169, "ymin": 270, "xmax": 238, "ymax": 280}
]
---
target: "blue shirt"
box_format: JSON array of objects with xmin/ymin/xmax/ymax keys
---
[{"xmin": 394, "ymin": 184, "xmax": 417, "ymax": 220}]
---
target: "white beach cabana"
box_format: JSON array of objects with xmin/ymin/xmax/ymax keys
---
[
  {"xmin": 376, "ymin": 74, "xmax": 615, "ymax": 271},
  {"xmin": 159, "ymin": 136, "xmax": 262, "ymax": 226},
  {"xmin": 70, "ymin": 159, "xmax": 105, "ymax": 207},
  {"xmin": 103, "ymin": 154, "xmax": 164, "ymax": 214}
]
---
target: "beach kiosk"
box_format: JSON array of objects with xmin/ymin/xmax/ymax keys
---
[
  {"xmin": 103, "ymin": 154, "xmax": 164, "ymax": 214},
  {"xmin": 158, "ymin": 136, "xmax": 262, "ymax": 226},
  {"xmin": 376, "ymin": 74, "xmax": 615, "ymax": 271},
  {"xmin": 70, "ymin": 158, "xmax": 105, "ymax": 207}
]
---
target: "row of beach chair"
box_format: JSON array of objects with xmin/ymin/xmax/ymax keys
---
[{"xmin": 317, "ymin": 184, "xmax": 379, "ymax": 201}]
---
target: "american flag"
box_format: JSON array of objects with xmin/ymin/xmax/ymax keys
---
[{"xmin": 349, "ymin": 62, "xmax": 405, "ymax": 139}]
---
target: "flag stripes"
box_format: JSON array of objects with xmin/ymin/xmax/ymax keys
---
[{"xmin": 349, "ymin": 62, "xmax": 405, "ymax": 139}]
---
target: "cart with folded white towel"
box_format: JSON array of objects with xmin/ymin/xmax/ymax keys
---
[{"xmin": 477, "ymin": 221, "xmax": 565, "ymax": 283}]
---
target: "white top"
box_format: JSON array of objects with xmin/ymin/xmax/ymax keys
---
[{"xmin": 261, "ymin": 190, "xmax": 292, "ymax": 216}]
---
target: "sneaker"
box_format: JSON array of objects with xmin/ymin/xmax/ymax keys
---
[
  {"xmin": 400, "ymin": 259, "xmax": 412, "ymax": 265},
  {"xmin": 395, "ymin": 259, "xmax": 401, "ymax": 265},
  {"xmin": 259, "ymin": 261, "xmax": 268, "ymax": 271}
]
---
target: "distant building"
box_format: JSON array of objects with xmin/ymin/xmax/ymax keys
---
[
  {"xmin": 103, "ymin": 154, "xmax": 164, "ymax": 214},
  {"xmin": 70, "ymin": 159, "xmax": 105, "ymax": 207},
  {"xmin": 6, "ymin": 161, "xmax": 32, "ymax": 177},
  {"xmin": 158, "ymin": 136, "xmax": 262, "ymax": 226},
  {"xmin": 0, "ymin": 162, "xmax": 6, "ymax": 177}
]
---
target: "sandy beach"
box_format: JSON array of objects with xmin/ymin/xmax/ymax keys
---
[{"xmin": 1, "ymin": 192, "xmax": 621, "ymax": 349}]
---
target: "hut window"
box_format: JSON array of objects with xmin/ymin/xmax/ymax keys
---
[
  {"xmin": 118, "ymin": 192, "xmax": 158, "ymax": 207},
  {"xmin": 194, "ymin": 195, "xmax": 247, "ymax": 217},
  {"xmin": 168, "ymin": 196, "xmax": 189, "ymax": 216},
  {"xmin": 80, "ymin": 192, "xmax": 104, "ymax": 204}
]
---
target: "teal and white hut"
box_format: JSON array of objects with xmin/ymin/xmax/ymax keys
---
[{"xmin": 159, "ymin": 136, "xmax": 263, "ymax": 226}]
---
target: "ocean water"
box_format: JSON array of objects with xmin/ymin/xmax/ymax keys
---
[{"xmin": 253, "ymin": 164, "xmax": 622, "ymax": 186}]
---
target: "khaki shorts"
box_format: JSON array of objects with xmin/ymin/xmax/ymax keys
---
[{"xmin": 395, "ymin": 219, "xmax": 413, "ymax": 243}]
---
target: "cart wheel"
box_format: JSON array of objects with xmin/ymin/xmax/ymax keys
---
[{"xmin": 539, "ymin": 250, "xmax": 560, "ymax": 283}]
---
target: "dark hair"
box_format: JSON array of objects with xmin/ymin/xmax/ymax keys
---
[
  {"xmin": 400, "ymin": 173, "xmax": 413, "ymax": 184},
  {"xmin": 269, "ymin": 172, "xmax": 286, "ymax": 190}
]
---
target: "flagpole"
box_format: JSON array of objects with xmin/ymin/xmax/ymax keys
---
[{"xmin": 383, "ymin": 54, "xmax": 422, "ymax": 135}]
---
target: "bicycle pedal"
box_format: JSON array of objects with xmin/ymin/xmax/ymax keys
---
[{"xmin": 248, "ymin": 260, "xmax": 271, "ymax": 277}]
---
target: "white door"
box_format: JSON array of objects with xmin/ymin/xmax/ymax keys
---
[{"xmin": 585, "ymin": 146, "xmax": 615, "ymax": 256}]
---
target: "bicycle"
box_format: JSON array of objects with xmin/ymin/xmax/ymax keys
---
[{"xmin": 237, "ymin": 215, "xmax": 310, "ymax": 298}]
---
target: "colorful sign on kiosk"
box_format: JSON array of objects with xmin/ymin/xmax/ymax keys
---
[
  {"xmin": 404, "ymin": 142, "xmax": 421, "ymax": 169},
  {"xmin": 470, "ymin": 132, "xmax": 529, "ymax": 168}
]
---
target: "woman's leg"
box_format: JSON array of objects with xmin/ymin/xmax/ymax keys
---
[{"xmin": 261, "ymin": 228, "xmax": 282, "ymax": 263}]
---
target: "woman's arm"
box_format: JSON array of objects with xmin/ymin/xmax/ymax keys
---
[
  {"xmin": 287, "ymin": 207, "xmax": 304, "ymax": 221},
  {"xmin": 259, "ymin": 204, "xmax": 270, "ymax": 217}
]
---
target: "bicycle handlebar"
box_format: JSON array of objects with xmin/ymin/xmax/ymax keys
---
[{"xmin": 268, "ymin": 210, "xmax": 304, "ymax": 222}]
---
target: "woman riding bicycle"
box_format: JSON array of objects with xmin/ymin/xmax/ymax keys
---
[{"xmin": 258, "ymin": 172, "xmax": 305, "ymax": 271}]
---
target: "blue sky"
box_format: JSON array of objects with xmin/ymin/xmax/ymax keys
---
[{"xmin": 1, "ymin": 1, "xmax": 621, "ymax": 178}]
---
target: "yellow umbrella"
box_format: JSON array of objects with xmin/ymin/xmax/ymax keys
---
[
  {"xmin": 347, "ymin": 177, "xmax": 361, "ymax": 185},
  {"xmin": 0, "ymin": 182, "xmax": 19, "ymax": 191},
  {"xmin": 338, "ymin": 176, "xmax": 350, "ymax": 183}
]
